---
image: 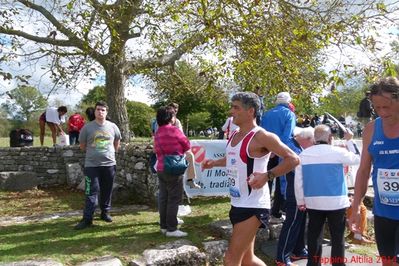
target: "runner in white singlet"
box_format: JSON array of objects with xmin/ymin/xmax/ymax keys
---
[{"xmin": 202, "ymin": 92, "xmax": 299, "ymax": 266}]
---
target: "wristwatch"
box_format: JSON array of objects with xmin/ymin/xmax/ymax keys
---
[{"xmin": 267, "ymin": 171, "xmax": 276, "ymax": 181}]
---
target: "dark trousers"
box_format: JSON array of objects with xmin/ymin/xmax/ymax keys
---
[
  {"xmin": 83, "ymin": 166, "xmax": 116, "ymax": 221},
  {"xmin": 158, "ymin": 172, "xmax": 183, "ymax": 232},
  {"xmin": 276, "ymin": 171, "xmax": 307, "ymax": 263},
  {"xmin": 307, "ymin": 208, "xmax": 347, "ymax": 266},
  {"xmin": 268, "ymin": 155, "xmax": 285, "ymax": 217},
  {"xmin": 69, "ymin": 131, "xmax": 80, "ymax": 145}
]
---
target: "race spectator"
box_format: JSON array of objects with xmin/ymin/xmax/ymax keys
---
[
  {"xmin": 295, "ymin": 125, "xmax": 360, "ymax": 266},
  {"xmin": 154, "ymin": 106, "xmax": 190, "ymax": 237},
  {"xmin": 261, "ymin": 92, "xmax": 296, "ymax": 224},
  {"xmin": 74, "ymin": 101, "xmax": 121, "ymax": 230},
  {"xmin": 221, "ymin": 116, "xmax": 239, "ymax": 140},
  {"xmin": 68, "ymin": 112, "xmax": 85, "ymax": 145},
  {"xmin": 39, "ymin": 106, "xmax": 67, "ymax": 146}
]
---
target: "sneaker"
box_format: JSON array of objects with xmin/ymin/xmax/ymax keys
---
[
  {"xmin": 160, "ymin": 229, "xmax": 167, "ymax": 234},
  {"xmin": 165, "ymin": 229, "xmax": 188, "ymax": 237},
  {"xmin": 187, "ymin": 179, "xmax": 201, "ymax": 189},
  {"xmin": 100, "ymin": 212, "xmax": 113, "ymax": 223},
  {"xmin": 74, "ymin": 219, "xmax": 92, "ymax": 230},
  {"xmin": 177, "ymin": 217, "xmax": 184, "ymax": 225},
  {"xmin": 275, "ymin": 260, "xmax": 298, "ymax": 266},
  {"xmin": 291, "ymin": 249, "xmax": 308, "ymax": 260},
  {"xmin": 269, "ymin": 215, "xmax": 285, "ymax": 224}
]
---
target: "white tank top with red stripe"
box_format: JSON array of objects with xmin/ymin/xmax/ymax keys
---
[{"xmin": 226, "ymin": 126, "xmax": 271, "ymax": 208}]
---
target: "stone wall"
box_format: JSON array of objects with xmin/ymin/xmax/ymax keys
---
[{"xmin": 0, "ymin": 144, "xmax": 158, "ymax": 205}]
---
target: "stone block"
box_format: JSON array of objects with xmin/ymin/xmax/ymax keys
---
[
  {"xmin": 77, "ymin": 256, "xmax": 122, "ymax": 266},
  {"xmin": 203, "ymin": 240, "xmax": 228, "ymax": 265},
  {"xmin": 0, "ymin": 171, "xmax": 39, "ymax": 191},
  {"xmin": 130, "ymin": 240, "xmax": 207, "ymax": 266},
  {"xmin": 0, "ymin": 259, "xmax": 63, "ymax": 266},
  {"xmin": 66, "ymin": 163, "xmax": 83, "ymax": 187}
]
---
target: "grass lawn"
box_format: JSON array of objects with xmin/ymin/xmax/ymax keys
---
[
  {"xmin": 0, "ymin": 187, "xmax": 232, "ymax": 265},
  {"xmin": 0, "ymin": 136, "xmax": 54, "ymax": 147}
]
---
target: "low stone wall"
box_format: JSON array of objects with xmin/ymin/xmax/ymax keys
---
[{"xmin": 0, "ymin": 144, "xmax": 158, "ymax": 205}]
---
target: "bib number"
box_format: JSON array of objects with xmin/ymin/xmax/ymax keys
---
[
  {"xmin": 228, "ymin": 167, "xmax": 241, "ymax": 198},
  {"xmin": 377, "ymin": 168, "xmax": 399, "ymax": 206}
]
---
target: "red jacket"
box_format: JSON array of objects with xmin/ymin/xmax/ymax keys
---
[{"xmin": 68, "ymin": 113, "xmax": 85, "ymax": 132}]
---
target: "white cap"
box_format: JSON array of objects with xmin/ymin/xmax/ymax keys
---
[{"xmin": 276, "ymin": 92, "xmax": 292, "ymax": 104}]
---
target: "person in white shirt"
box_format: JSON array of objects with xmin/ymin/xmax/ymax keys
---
[
  {"xmin": 221, "ymin": 116, "xmax": 239, "ymax": 140},
  {"xmin": 39, "ymin": 106, "xmax": 67, "ymax": 146},
  {"xmin": 295, "ymin": 125, "xmax": 360, "ymax": 266}
]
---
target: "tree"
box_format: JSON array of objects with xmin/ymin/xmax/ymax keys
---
[
  {"xmin": 187, "ymin": 111, "xmax": 211, "ymax": 133},
  {"xmin": 147, "ymin": 60, "xmax": 230, "ymax": 130},
  {"xmin": 317, "ymin": 83, "xmax": 366, "ymax": 118},
  {"xmin": 1, "ymin": 86, "xmax": 47, "ymax": 121},
  {"xmin": 126, "ymin": 101, "xmax": 155, "ymax": 137},
  {"xmin": 80, "ymin": 86, "xmax": 107, "ymax": 106},
  {"xmin": 0, "ymin": 107, "xmax": 11, "ymax": 137},
  {"xmin": 1, "ymin": 1, "xmax": 397, "ymax": 141}
]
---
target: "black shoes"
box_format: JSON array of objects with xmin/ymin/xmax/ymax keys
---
[
  {"xmin": 74, "ymin": 219, "xmax": 93, "ymax": 230},
  {"xmin": 74, "ymin": 213, "xmax": 112, "ymax": 229},
  {"xmin": 100, "ymin": 212, "xmax": 113, "ymax": 223}
]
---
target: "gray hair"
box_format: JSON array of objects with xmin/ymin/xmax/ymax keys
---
[
  {"xmin": 231, "ymin": 92, "xmax": 260, "ymax": 118},
  {"xmin": 295, "ymin": 127, "xmax": 315, "ymax": 141},
  {"xmin": 314, "ymin": 124, "xmax": 331, "ymax": 143}
]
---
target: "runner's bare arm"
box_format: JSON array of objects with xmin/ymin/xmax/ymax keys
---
[
  {"xmin": 349, "ymin": 121, "xmax": 373, "ymax": 233},
  {"xmin": 201, "ymin": 157, "xmax": 227, "ymax": 170}
]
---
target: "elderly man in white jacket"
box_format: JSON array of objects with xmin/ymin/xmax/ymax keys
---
[{"xmin": 295, "ymin": 124, "xmax": 360, "ymax": 266}]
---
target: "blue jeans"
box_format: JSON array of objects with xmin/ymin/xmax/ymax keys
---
[
  {"xmin": 83, "ymin": 166, "xmax": 116, "ymax": 221},
  {"xmin": 69, "ymin": 131, "xmax": 80, "ymax": 145}
]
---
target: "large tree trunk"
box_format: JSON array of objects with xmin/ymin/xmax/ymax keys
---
[{"xmin": 105, "ymin": 63, "xmax": 131, "ymax": 142}]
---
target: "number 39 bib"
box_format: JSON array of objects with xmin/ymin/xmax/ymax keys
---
[
  {"xmin": 227, "ymin": 167, "xmax": 241, "ymax": 198},
  {"xmin": 376, "ymin": 168, "xmax": 399, "ymax": 206}
]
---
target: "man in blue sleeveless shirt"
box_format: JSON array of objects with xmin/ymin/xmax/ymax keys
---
[{"xmin": 349, "ymin": 77, "xmax": 399, "ymax": 266}]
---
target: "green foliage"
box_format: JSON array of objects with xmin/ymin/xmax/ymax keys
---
[
  {"xmin": 230, "ymin": 3, "xmax": 334, "ymax": 110},
  {"xmin": 1, "ymin": 86, "xmax": 47, "ymax": 121},
  {"xmin": 79, "ymin": 86, "xmax": 106, "ymax": 106},
  {"xmin": 126, "ymin": 101, "xmax": 155, "ymax": 137},
  {"xmin": 317, "ymin": 84, "xmax": 366, "ymax": 117},
  {"xmin": 0, "ymin": 108, "xmax": 11, "ymax": 137},
  {"xmin": 187, "ymin": 112, "xmax": 211, "ymax": 132},
  {"xmin": 0, "ymin": 119, "xmax": 13, "ymax": 138},
  {"xmin": 147, "ymin": 61, "xmax": 230, "ymax": 130}
]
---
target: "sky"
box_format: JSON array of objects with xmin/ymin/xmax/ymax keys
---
[{"xmin": 0, "ymin": 63, "xmax": 154, "ymax": 108}]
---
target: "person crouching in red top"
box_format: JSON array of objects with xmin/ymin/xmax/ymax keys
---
[
  {"xmin": 154, "ymin": 106, "xmax": 190, "ymax": 238},
  {"xmin": 68, "ymin": 113, "xmax": 85, "ymax": 145}
]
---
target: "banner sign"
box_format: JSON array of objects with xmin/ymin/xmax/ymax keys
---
[
  {"xmin": 184, "ymin": 139, "xmax": 366, "ymax": 198},
  {"xmin": 184, "ymin": 140, "xmax": 230, "ymax": 197}
]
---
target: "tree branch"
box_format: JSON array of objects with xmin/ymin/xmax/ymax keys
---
[
  {"xmin": 14, "ymin": 0, "xmax": 106, "ymax": 63},
  {"xmin": 126, "ymin": 30, "xmax": 210, "ymax": 72},
  {"xmin": 0, "ymin": 28, "xmax": 74, "ymax": 47}
]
